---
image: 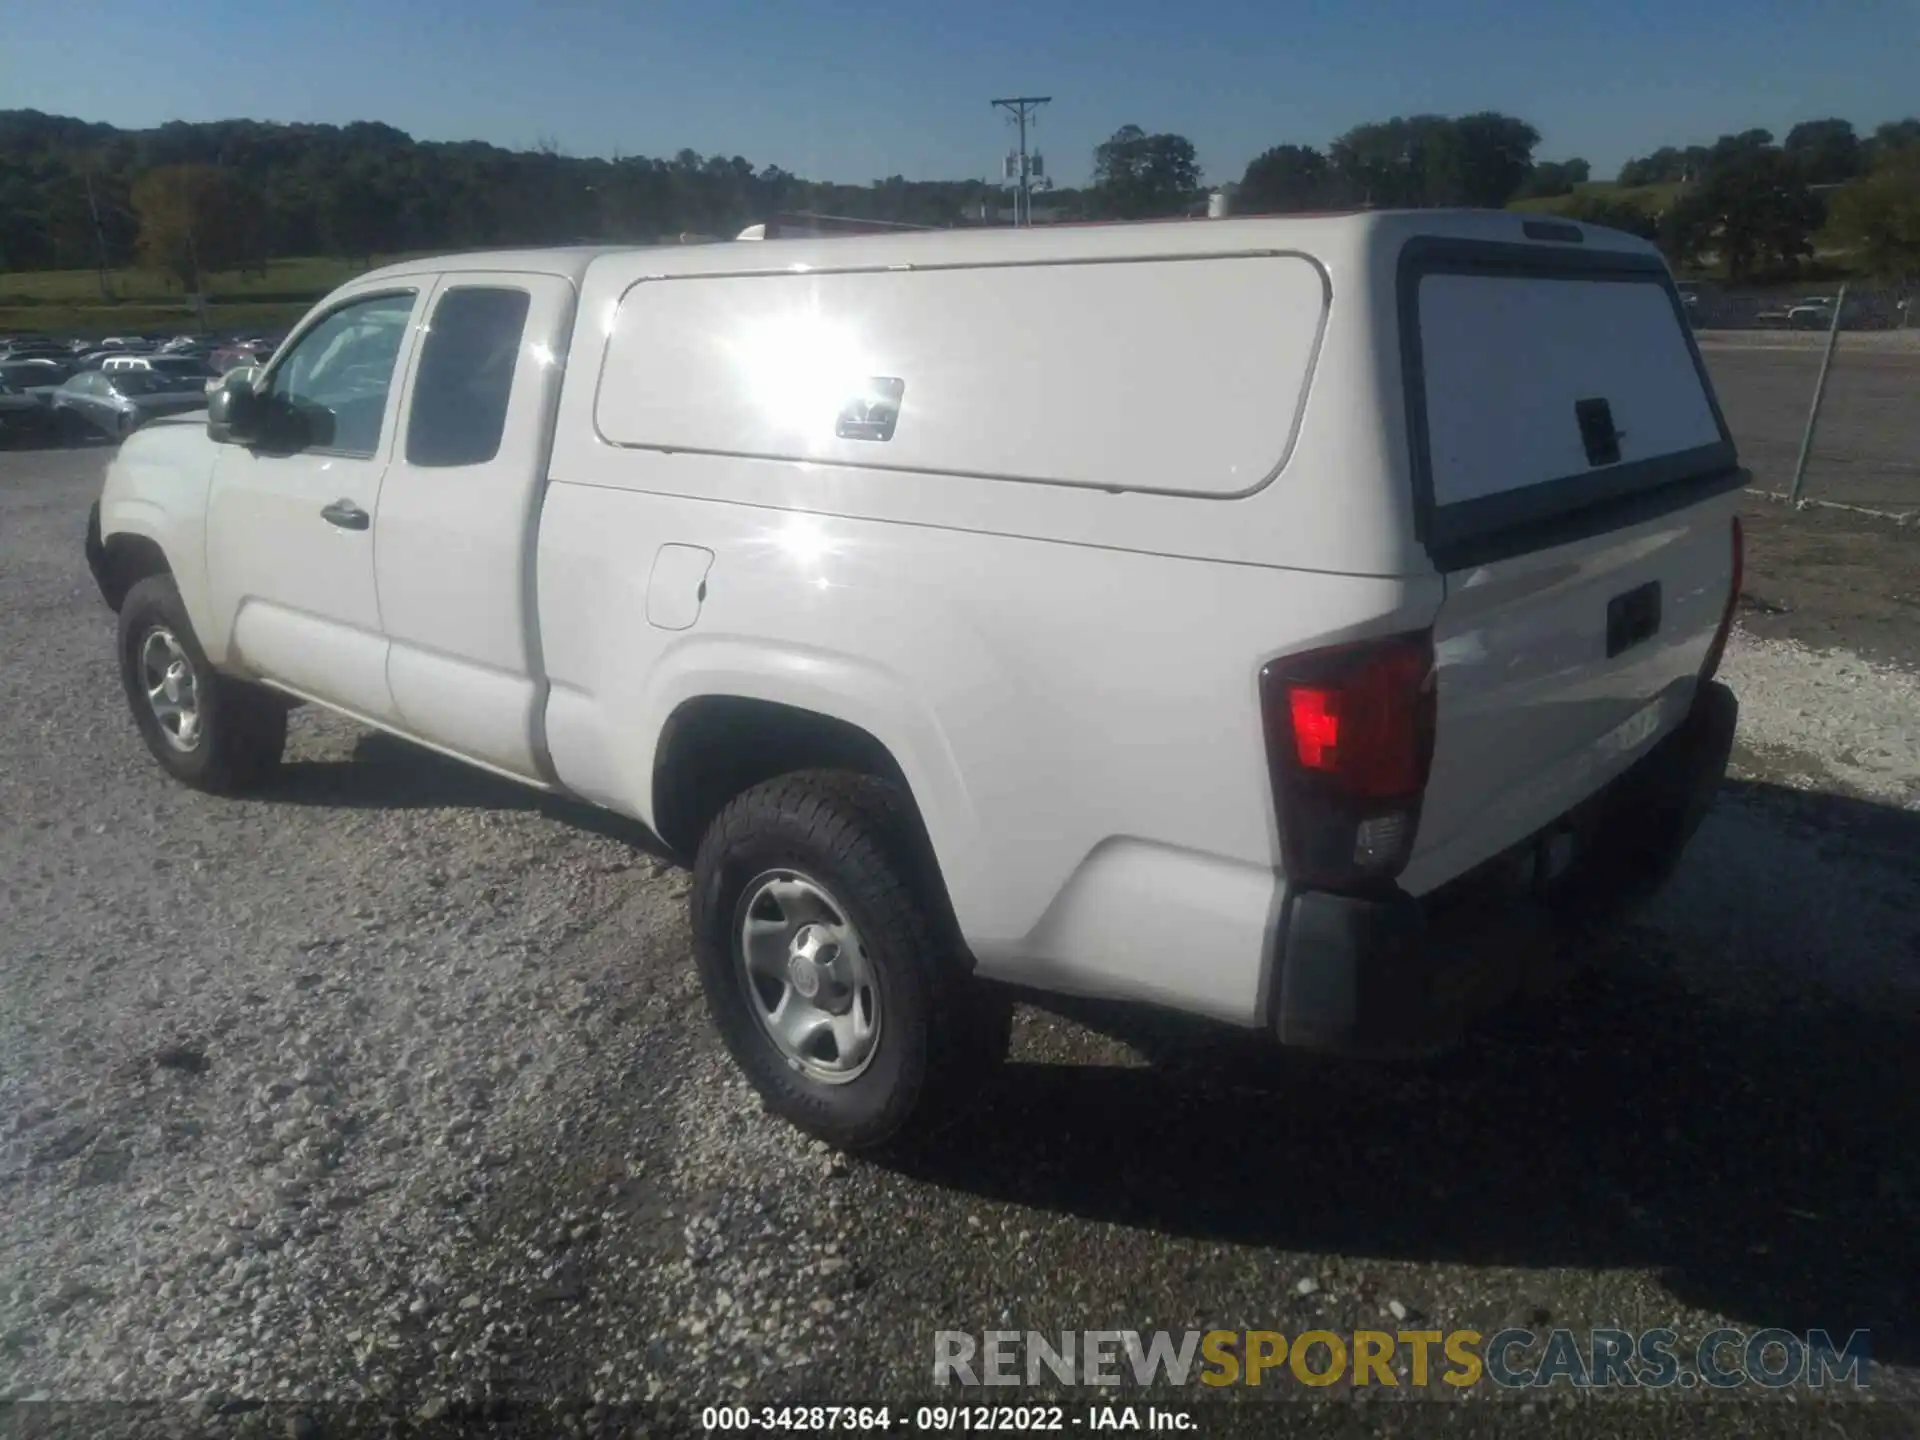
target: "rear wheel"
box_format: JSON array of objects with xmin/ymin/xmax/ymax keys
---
[
  {"xmin": 691, "ymin": 771, "xmax": 1009, "ymax": 1150},
  {"xmin": 117, "ymin": 575, "xmax": 287, "ymax": 793}
]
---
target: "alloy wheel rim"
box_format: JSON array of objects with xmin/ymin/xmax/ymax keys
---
[
  {"xmin": 138, "ymin": 627, "xmax": 202, "ymax": 752},
  {"xmin": 735, "ymin": 870, "xmax": 882, "ymax": 1083}
]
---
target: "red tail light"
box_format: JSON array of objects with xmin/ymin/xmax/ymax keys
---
[
  {"xmin": 1260, "ymin": 632, "xmax": 1436, "ymax": 889},
  {"xmin": 1699, "ymin": 515, "xmax": 1743, "ymax": 683}
]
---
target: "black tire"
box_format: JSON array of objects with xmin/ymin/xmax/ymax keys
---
[
  {"xmin": 117, "ymin": 574, "xmax": 287, "ymax": 793},
  {"xmin": 691, "ymin": 770, "xmax": 1010, "ymax": 1150}
]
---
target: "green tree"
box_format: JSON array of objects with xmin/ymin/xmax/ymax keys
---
[
  {"xmin": 1517, "ymin": 158, "xmax": 1590, "ymax": 199},
  {"xmin": 1825, "ymin": 144, "xmax": 1920, "ymax": 279},
  {"xmin": 1328, "ymin": 116, "xmax": 1448, "ymax": 206},
  {"xmin": 1784, "ymin": 118, "xmax": 1863, "ymax": 185},
  {"xmin": 1327, "ymin": 113, "xmax": 1539, "ymax": 208},
  {"xmin": 1619, "ymin": 147, "xmax": 1681, "ymax": 186},
  {"xmin": 1623, "ymin": 131, "xmax": 1766, "ymax": 189},
  {"xmin": 129, "ymin": 163, "xmax": 255, "ymax": 290},
  {"xmin": 1867, "ymin": 119, "xmax": 1920, "ymax": 161},
  {"xmin": 1664, "ymin": 151, "xmax": 1821, "ymax": 281},
  {"xmin": 319, "ymin": 167, "xmax": 394, "ymax": 263},
  {"xmin": 1090, "ymin": 125, "xmax": 1202, "ymax": 219},
  {"xmin": 1433, "ymin": 112, "xmax": 1542, "ymax": 207},
  {"xmin": 1706, "ymin": 129, "xmax": 1775, "ymax": 171},
  {"xmin": 1562, "ymin": 193, "xmax": 1660, "ymax": 242},
  {"xmin": 1238, "ymin": 144, "xmax": 1343, "ymax": 212}
]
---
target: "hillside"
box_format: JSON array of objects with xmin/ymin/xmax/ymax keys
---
[{"xmin": 1509, "ymin": 180, "xmax": 1686, "ymax": 216}]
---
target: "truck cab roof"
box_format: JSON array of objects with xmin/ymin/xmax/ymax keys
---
[{"xmin": 348, "ymin": 210, "xmax": 1664, "ymax": 287}]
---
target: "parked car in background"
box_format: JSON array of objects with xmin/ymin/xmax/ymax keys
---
[
  {"xmin": 208, "ymin": 344, "xmax": 264, "ymax": 375},
  {"xmin": 0, "ymin": 373, "xmax": 49, "ymax": 438},
  {"xmin": 51, "ymin": 367, "xmax": 209, "ymax": 441},
  {"xmin": 0, "ymin": 340, "xmax": 72, "ymax": 365},
  {"xmin": 1784, "ymin": 295, "xmax": 1859, "ymax": 330},
  {"xmin": 0, "ymin": 357, "xmax": 74, "ymax": 391},
  {"xmin": 102, "ymin": 354, "xmax": 217, "ymax": 382}
]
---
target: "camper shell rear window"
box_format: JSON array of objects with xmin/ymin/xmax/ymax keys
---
[{"xmin": 1398, "ymin": 237, "xmax": 1741, "ymax": 569}]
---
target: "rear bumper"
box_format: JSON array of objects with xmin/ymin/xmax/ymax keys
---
[{"xmin": 1273, "ymin": 679, "xmax": 1737, "ymax": 1057}]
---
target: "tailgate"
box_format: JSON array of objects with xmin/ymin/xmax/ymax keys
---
[{"xmin": 1395, "ymin": 236, "xmax": 1742, "ymax": 895}]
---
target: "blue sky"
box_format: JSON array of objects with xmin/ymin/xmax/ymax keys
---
[{"xmin": 5, "ymin": 0, "xmax": 1914, "ymax": 186}]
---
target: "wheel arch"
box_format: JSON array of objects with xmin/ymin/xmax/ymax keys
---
[
  {"xmin": 653, "ymin": 694, "xmax": 908, "ymax": 858},
  {"xmin": 649, "ymin": 693, "xmax": 973, "ymax": 964},
  {"xmin": 95, "ymin": 530, "xmax": 173, "ymax": 613}
]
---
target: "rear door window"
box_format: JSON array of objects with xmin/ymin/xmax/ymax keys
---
[{"xmin": 405, "ymin": 286, "xmax": 532, "ymax": 467}]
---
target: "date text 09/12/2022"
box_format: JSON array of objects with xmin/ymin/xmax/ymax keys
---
[{"xmin": 701, "ymin": 1406, "xmax": 1192, "ymax": 1432}]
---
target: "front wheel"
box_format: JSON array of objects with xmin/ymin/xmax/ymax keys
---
[
  {"xmin": 691, "ymin": 771, "xmax": 1010, "ymax": 1150},
  {"xmin": 116, "ymin": 575, "xmax": 287, "ymax": 793}
]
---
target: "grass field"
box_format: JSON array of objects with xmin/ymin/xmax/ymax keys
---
[
  {"xmin": 1509, "ymin": 179, "xmax": 1687, "ymax": 216},
  {"xmin": 0, "ymin": 256, "xmax": 369, "ymax": 306},
  {"xmin": 0, "ymin": 257, "xmax": 399, "ymax": 337},
  {"xmin": 0, "ymin": 256, "xmax": 386, "ymax": 337},
  {"xmin": 0, "ymin": 300, "xmax": 314, "ymax": 337}
]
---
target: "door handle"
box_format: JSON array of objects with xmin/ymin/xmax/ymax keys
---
[{"xmin": 320, "ymin": 500, "xmax": 369, "ymax": 531}]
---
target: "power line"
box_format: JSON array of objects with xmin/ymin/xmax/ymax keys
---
[{"xmin": 991, "ymin": 97, "xmax": 1050, "ymax": 227}]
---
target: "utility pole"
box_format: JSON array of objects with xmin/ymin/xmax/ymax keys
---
[
  {"xmin": 991, "ymin": 96, "xmax": 1050, "ymax": 227},
  {"xmin": 83, "ymin": 170, "xmax": 113, "ymax": 301},
  {"xmin": 1788, "ymin": 281, "xmax": 1848, "ymax": 505}
]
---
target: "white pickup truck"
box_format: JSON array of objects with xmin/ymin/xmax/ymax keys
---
[{"xmin": 87, "ymin": 211, "xmax": 1741, "ymax": 1148}]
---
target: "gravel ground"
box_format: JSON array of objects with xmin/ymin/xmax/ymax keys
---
[{"xmin": 3, "ymin": 442, "xmax": 1917, "ymax": 1438}]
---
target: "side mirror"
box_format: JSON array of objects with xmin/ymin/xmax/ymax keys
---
[{"xmin": 207, "ymin": 369, "xmax": 264, "ymax": 446}]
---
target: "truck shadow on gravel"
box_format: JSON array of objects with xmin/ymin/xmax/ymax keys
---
[
  {"xmin": 256, "ymin": 735, "xmax": 1917, "ymax": 1360},
  {"xmin": 262, "ymin": 731, "xmax": 677, "ymax": 857},
  {"xmin": 885, "ymin": 779, "xmax": 1920, "ymax": 1364}
]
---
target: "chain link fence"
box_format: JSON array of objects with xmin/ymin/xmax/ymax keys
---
[
  {"xmin": 1688, "ymin": 286, "xmax": 1917, "ymax": 333},
  {"xmin": 1694, "ymin": 286, "xmax": 1920, "ymax": 516}
]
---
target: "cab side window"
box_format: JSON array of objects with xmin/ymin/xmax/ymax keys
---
[
  {"xmin": 266, "ymin": 291, "xmax": 416, "ymax": 456},
  {"xmin": 405, "ymin": 287, "xmax": 532, "ymax": 467}
]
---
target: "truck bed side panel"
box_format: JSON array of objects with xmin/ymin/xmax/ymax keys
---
[{"xmin": 536, "ymin": 476, "xmax": 1440, "ymax": 1025}]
